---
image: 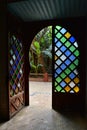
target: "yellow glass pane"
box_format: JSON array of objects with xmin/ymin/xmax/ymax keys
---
[
  {"xmin": 55, "ymin": 55, "xmax": 58, "ymax": 60},
  {"xmin": 74, "ymin": 77, "xmax": 79, "ymax": 84},
  {"xmin": 64, "ymin": 86, "xmax": 71, "ymax": 92},
  {"xmin": 64, "ymin": 77, "xmax": 71, "ymax": 83},
  {"xmin": 65, "ymin": 32, "xmax": 71, "ymax": 38},
  {"xmin": 74, "ymin": 86, "xmax": 79, "ymax": 93}
]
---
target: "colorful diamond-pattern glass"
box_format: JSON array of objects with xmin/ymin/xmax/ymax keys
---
[
  {"xmin": 9, "ymin": 34, "xmax": 24, "ymax": 97},
  {"xmin": 54, "ymin": 26, "xmax": 80, "ymax": 93}
]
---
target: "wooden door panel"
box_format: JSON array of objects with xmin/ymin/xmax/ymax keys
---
[
  {"xmin": 9, "ymin": 34, "xmax": 25, "ymax": 117},
  {"xmin": 52, "ymin": 24, "xmax": 86, "ymax": 112}
]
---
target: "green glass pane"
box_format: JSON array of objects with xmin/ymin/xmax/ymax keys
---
[
  {"xmin": 69, "ymin": 46, "xmax": 76, "ymax": 52},
  {"xmin": 65, "ymin": 68, "xmax": 71, "ymax": 75},
  {"xmin": 56, "ymin": 33, "xmax": 62, "ymax": 39},
  {"xmin": 15, "ymin": 69, "xmax": 19, "ymax": 75},
  {"xmin": 15, "ymin": 40, "xmax": 18, "ymax": 46},
  {"xmin": 55, "ymin": 81, "xmax": 57, "ymax": 86},
  {"xmin": 69, "ymin": 63, "xmax": 76, "ymax": 70},
  {"xmin": 60, "ymin": 37, "xmax": 67, "ymax": 43},
  {"xmin": 56, "ymin": 26, "xmax": 61, "ymax": 30},
  {"xmin": 20, "ymin": 60, "xmax": 23, "ymax": 65},
  {"xmin": 55, "ymin": 29, "xmax": 58, "ymax": 34},
  {"xmin": 60, "ymin": 72, "xmax": 66, "ymax": 79},
  {"xmin": 56, "ymin": 77, "xmax": 62, "ymax": 83},
  {"xmin": 56, "ymin": 85, "xmax": 62, "ymax": 91},
  {"xmin": 17, "ymin": 47, "xmax": 21, "ymax": 52},
  {"xmin": 61, "ymin": 90, "xmax": 65, "ymax": 93},
  {"xmin": 11, "ymin": 79, "xmax": 14, "ymax": 85},
  {"xmin": 18, "ymin": 64, "xmax": 21, "ymax": 70},
  {"xmin": 20, "ymin": 52, "xmax": 23, "ymax": 57},
  {"xmin": 12, "ymin": 73, "xmax": 17, "ymax": 80},
  {"xmin": 74, "ymin": 59, "xmax": 79, "ymax": 66},
  {"xmin": 74, "ymin": 50, "xmax": 79, "ymax": 57},
  {"xmin": 65, "ymin": 41, "xmax": 71, "ymax": 48}
]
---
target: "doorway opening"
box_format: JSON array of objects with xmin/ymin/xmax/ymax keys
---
[
  {"xmin": 28, "ymin": 23, "xmax": 85, "ymax": 113},
  {"xmin": 29, "ymin": 26, "xmax": 52, "ymax": 108}
]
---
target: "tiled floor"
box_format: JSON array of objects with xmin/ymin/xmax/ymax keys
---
[{"xmin": 0, "ymin": 81, "xmax": 87, "ymax": 130}]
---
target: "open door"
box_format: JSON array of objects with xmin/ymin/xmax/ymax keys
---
[
  {"xmin": 8, "ymin": 34, "xmax": 25, "ymax": 117},
  {"xmin": 52, "ymin": 23, "xmax": 86, "ymax": 112}
]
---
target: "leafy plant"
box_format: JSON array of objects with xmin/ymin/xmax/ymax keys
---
[{"xmin": 29, "ymin": 26, "xmax": 52, "ymax": 74}]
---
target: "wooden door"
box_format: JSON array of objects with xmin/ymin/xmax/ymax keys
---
[
  {"xmin": 52, "ymin": 24, "xmax": 86, "ymax": 112},
  {"xmin": 8, "ymin": 34, "xmax": 25, "ymax": 117}
]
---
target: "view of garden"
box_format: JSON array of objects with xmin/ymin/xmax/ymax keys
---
[{"xmin": 29, "ymin": 26, "xmax": 52, "ymax": 81}]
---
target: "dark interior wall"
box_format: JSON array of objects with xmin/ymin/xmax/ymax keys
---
[
  {"xmin": 0, "ymin": 2, "xmax": 9, "ymax": 121},
  {"xmin": 22, "ymin": 17, "xmax": 86, "ymax": 48}
]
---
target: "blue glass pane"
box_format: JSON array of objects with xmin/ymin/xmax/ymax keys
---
[
  {"xmin": 56, "ymin": 50, "xmax": 62, "ymax": 56},
  {"xmin": 12, "ymin": 84, "xmax": 16, "ymax": 90},
  {"xmin": 56, "ymin": 41, "xmax": 62, "ymax": 48},
  {"xmin": 65, "ymin": 50, "xmax": 71, "ymax": 56},
  {"xmin": 55, "ymin": 73, "xmax": 57, "ymax": 78},
  {"xmin": 56, "ymin": 68, "xmax": 62, "ymax": 74},
  {"xmin": 60, "ymin": 46, "xmax": 67, "ymax": 52},
  {"xmin": 15, "ymin": 59, "xmax": 19, "ymax": 66},
  {"xmin": 69, "ymin": 72, "xmax": 75, "ymax": 79},
  {"xmin": 18, "ymin": 55, "xmax": 21, "ymax": 61},
  {"xmin": 15, "ymin": 50, "xmax": 19, "ymax": 57},
  {"xmin": 55, "ymin": 38, "xmax": 58, "ymax": 43},
  {"xmin": 12, "ymin": 44, "xmax": 16, "ymax": 51},
  {"xmin": 65, "ymin": 59, "xmax": 71, "ymax": 65},
  {"xmin": 60, "ymin": 81, "xmax": 66, "ymax": 87},
  {"xmin": 69, "ymin": 36, "xmax": 75, "ymax": 43},
  {"xmin": 17, "ymin": 73, "xmax": 21, "ymax": 79},
  {"xmin": 13, "ymin": 65, "xmax": 16, "ymax": 71},
  {"xmin": 60, "ymin": 28, "xmax": 67, "ymax": 34},
  {"xmin": 60, "ymin": 63, "xmax": 66, "ymax": 70},
  {"xmin": 10, "ymin": 69, "xmax": 14, "ymax": 76},
  {"xmin": 69, "ymin": 54, "xmax": 75, "ymax": 61},
  {"xmin": 56, "ymin": 59, "xmax": 62, "ymax": 65}
]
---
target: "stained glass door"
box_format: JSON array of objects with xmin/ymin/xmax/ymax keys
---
[
  {"xmin": 52, "ymin": 25, "xmax": 85, "ymax": 112},
  {"xmin": 8, "ymin": 34, "xmax": 25, "ymax": 117}
]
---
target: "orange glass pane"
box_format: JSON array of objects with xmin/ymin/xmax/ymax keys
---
[
  {"xmin": 65, "ymin": 32, "xmax": 71, "ymax": 38},
  {"xmin": 64, "ymin": 77, "xmax": 71, "ymax": 83},
  {"xmin": 55, "ymin": 55, "xmax": 58, "ymax": 60},
  {"xmin": 64, "ymin": 86, "xmax": 71, "ymax": 92},
  {"xmin": 74, "ymin": 77, "xmax": 79, "ymax": 84},
  {"xmin": 74, "ymin": 86, "xmax": 79, "ymax": 93}
]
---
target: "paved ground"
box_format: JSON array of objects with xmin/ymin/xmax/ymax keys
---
[
  {"xmin": 0, "ymin": 81, "xmax": 87, "ymax": 130},
  {"xmin": 29, "ymin": 81, "xmax": 52, "ymax": 108}
]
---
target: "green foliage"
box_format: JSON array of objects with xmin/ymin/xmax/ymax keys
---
[{"xmin": 29, "ymin": 26, "xmax": 52, "ymax": 74}]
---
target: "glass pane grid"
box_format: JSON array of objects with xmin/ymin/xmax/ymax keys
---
[
  {"xmin": 9, "ymin": 34, "xmax": 24, "ymax": 97},
  {"xmin": 54, "ymin": 26, "xmax": 80, "ymax": 93}
]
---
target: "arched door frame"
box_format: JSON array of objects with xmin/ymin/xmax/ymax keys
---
[
  {"xmin": 23, "ymin": 17, "xmax": 86, "ymax": 113},
  {"xmin": 6, "ymin": 17, "xmax": 86, "ymax": 121}
]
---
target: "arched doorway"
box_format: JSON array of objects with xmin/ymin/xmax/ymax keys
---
[
  {"xmin": 28, "ymin": 23, "xmax": 86, "ymax": 112},
  {"xmin": 8, "ymin": 18, "xmax": 86, "ymax": 119},
  {"xmin": 29, "ymin": 26, "xmax": 52, "ymax": 108}
]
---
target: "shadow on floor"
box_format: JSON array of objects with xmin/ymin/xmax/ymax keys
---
[{"xmin": 0, "ymin": 81, "xmax": 87, "ymax": 130}]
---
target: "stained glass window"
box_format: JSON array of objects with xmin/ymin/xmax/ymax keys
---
[
  {"xmin": 54, "ymin": 26, "xmax": 80, "ymax": 93},
  {"xmin": 9, "ymin": 34, "xmax": 24, "ymax": 97}
]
